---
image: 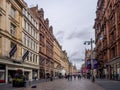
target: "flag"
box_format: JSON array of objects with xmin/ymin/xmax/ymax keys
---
[
  {"xmin": 22, "ymin": 50, "xmax": 29, "ymax": 61},
  {"xmin": 9, "ymin": 44, "xmax": 17, "ymax": 58},
  {"xmin": 93, "ymin": 59, "xmax": 98, "ymax": 69},
  {"xmin": 87, "ymin": 59, "xmax": 91, "ymax": 69}
]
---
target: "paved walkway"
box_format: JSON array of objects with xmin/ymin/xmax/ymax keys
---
[
  {"xmin": 1, "ymin": 79, "xmax": 120, "ymax": 90},
  {"xmin": 1, "ymin": 79, "xmax": 104, "ymax": 90},
  {"xmin": 95, "ymin": 79, "xmax": 120, "ymax": 90}
]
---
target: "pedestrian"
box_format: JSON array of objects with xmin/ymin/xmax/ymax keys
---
[
  {"xmin": 70, "ymin": 74, "xmax": 72, "ymax": 81},
  {"xmin": 73, "ymin": 75, "xmax": 76, "ymax": 80},
  {"xmin": 92, "ymin": 76, "xmax": 95, "ymax": 82},
  {"xmin": 67, "ymin": 74, "xmax": 70, "ymax": 80},
  {"xmin": 50, "ymin": 76, "xmax": 53, "ymax": 81},
  {"xmin": 78, "ymin": 74, "xmax": 81, "ymax": 80}
]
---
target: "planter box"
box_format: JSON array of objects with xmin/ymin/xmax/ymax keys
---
[{"xmin": 12, "ymin": 80, "xmax": 26, "ymax": 87}]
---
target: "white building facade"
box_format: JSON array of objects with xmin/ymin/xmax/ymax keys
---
[{"xmin": 22, "ymin": 5, "xmax": 39, "ymax": 81}]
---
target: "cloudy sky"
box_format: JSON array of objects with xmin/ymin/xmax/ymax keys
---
[{"xmin": 24, "ymin": 0, "xmax": 97, "ymax": 69}]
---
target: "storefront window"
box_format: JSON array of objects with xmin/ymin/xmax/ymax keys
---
[
  {"xmin": 0, "ymin": 64, "xmax": 5, "ymax": 83},
  {"xmin": 0, "ymin": 71, "xmax": 5, "ymax": 83}
]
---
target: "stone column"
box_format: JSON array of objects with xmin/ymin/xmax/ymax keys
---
[{"xmin": 5, "ymin": 65, "xmax": 8, "ymax": 83}]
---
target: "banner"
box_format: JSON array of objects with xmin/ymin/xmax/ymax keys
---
[
  {"xmin": 93, "ymin": 59, "xmax": 98, "ymax": 69},
  {"xmin": 87, "ymin": 59, "xmax": 91, "ymax": 69},
  {"xmin": 9, "ymin": 44, "xmax": 17, "ymax": 58},
  {"xmin": 22, "ymin": 50, "xmax": 29, "ymax": 61}
]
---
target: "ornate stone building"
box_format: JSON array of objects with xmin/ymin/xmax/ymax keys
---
[
  {"xmin": 61, "ymin": 50, "xmax": 69, "ymax": 75},
  {"xmin": 22, "ymin": 3, "xmax": 39, "ymax": 81},
  {"xmin": 30, "ymin": 6, "xmax": 54, "ymax": 79},
  {"xmin": 0, "ymin": 0, "xmax": 26, "ymax": 83},
  {"xmin": 53, "ymin": 37, "xmax": 62, "ymax": 77},
  {"xmin": 53, "ymin": 37, "xmax": 70, "ymax": 77},
  {"xmin": 94, "ymin": 0, "xmax": 120, "ymax": 80},
  {"xmin": 0, "ymin": 0, "xmax": 40, "ymax": 83}
]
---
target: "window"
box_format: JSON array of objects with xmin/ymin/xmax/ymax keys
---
[
  {"xmin": 10, "ymin": 23, "xmax": 16, "ymax": 36},
  {"xmin": 111, "ymin": 46, "xmax": 116, "ymax": 58},
  {"xmin": 10, "ymin": 42, "xmax": 16, "ymax": 49},
  {"xmin": 118, "ymin": 11, "xmax": 120, "ymax": 22},
  {"xmin": 32, "ymin": 41, "xmax": 34, "ymax": 50},
  {"xmin": 36, "ymin": 43, "xmax": 38, "ymax": 51},
  {"xmin": 118, "ymin": 24, "xmax": 120, "ymax": 35},
  {"xmin": 24, "ymin": 20, "xmax": 26, "ymax": 29},
  {"xmin": 26, "ymin": 22, "xmax": 28, "ymax": 31},
  {"xmin": 30, "ymin": 52, "xmax": 32, "ymax": 62},
  {"xmin": 24, "ymin": 34, "xmax": 27, "ymax": 46},
  {"xmin": 0, "ymin": 71, "xmax": 5, "ymax": 83},
  {"xmin": 23, "ymin": 49, "xmax": 26, "ymax": 55},
  {"xmin": 10, "ymin": 42, "xmax": 16, "ymax": 57},
  {"xmin": 40, "ymin": 34, "xmax": 44, "ymax": 42},
  {"xmin": 33, "ymin": 54, "xmax": 35, "ymax": 62},
  {"xmin": 31, "ymin": 27, "xmax": 33, "ymax": 35},
  {"xmin": 29, "ymin": 14, "xmax": 31, "ymax": 21},
  {"xmin": 30, "ymin": 16, "xmax": 32, "ymax": 22},
  {"xmin": 28, "ymin": 23, "xmax": 30, "ymax": 32},
  {"xmin": 34, "ymin": 41, "xmax": 35, "ymax": 50},
  {"xmin": 36, "ymin": 55, "xmax": 37, "ymax": 63},
  {"xmin": 27, "ymin": 12, "xmax": 29, "ymax": 18},
  {"xmin": 36, "ymin": 23, "xmax": 38, "ymax": 29},
  {"xmin": 119, "ymin": 42, "xmax": 120, "ymax": 56},
  {"xmin": 22, "ymin": 8, "xmax": 25, "ymax": 15},
  {"xmin": 30, "ymin": 26, "xmax": 32, "ymax": 35},
  {"xmin": 28, "ymin": 14, "xmax": 30, "ymax": 20},
  {"xmin": 29, "ymin": 39, "xmax": 31, "ymax": 49},
  {"xmin": 34, "ymin": 42, "xmax": 36, "ymax": 51},
  {"xmin": 34, "ymin": 20, "xmax": 35, "ymax": 26},
  {"xmin": 34, "ymin": 31, "xmax": 37, "ymax": 39},
  {"xmin": 31, "ymin": 39, "xmax": 32, "ymax": 49},
  {"xmin": 39, "ymin": 56, "xmax": 44, "ymax": 65},
  {"xmin": 34, "ymin": 30, "xmax": 35, "ymax": 37},
  {"xmin": 11, "ymin": 7, "xmax": 15, "ymax": 18},
  {"xmin": 26, "ymin": 52, "xmax": 29, "ymax": 61},
  {"xmin": 27, "ymin": 37, "xmax": 29, "ymax": 47},
  {"xmin": 110, "ymin": 31, "xmax": 115, "ymax": 42}
]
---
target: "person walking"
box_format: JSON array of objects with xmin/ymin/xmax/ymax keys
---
[
  {"xmin": 73, "ymin": 74, "xmax": 76, "ymax": 80},
  {"xmin": 78, "ymin": 74, "xmax": 81, "ymax": 80}
]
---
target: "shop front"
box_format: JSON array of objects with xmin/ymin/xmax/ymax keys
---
[
  {"xmin": 39, "ymin": 67, "xmax": 45, "ymax": 79},
  {"xmin": 0, "ymin": 64, "xmax": 5, "ymax": 83},
  {"xmin": 108, "ymin": 57, "xmax": 120, "ymax": 80},
  {"xmin": 32, "ymin": 69, "xmax": 39, "ymax": 80}
]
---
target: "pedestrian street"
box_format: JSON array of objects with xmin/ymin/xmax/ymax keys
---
[{"xmin": 1, "ymin": 79, "xmax": 105, "ymax": 90}]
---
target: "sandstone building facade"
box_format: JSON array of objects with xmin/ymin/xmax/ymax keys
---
[{"xmin": 94, "ymin": 0, "xmax": 120, "ymax": 80}]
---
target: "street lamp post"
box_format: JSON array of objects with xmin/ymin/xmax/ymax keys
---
[{"xmin": 84, "ymin": 38, "xmax": 95, "ymax": 82}]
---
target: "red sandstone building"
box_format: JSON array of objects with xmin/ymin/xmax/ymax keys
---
[
  {"xmin": 94, "ymin": 0, "xmax": 120, "ymax": 80},
  {"xmin": 30, "ymin": 6, "xmax": 54, "ymax": 79}
]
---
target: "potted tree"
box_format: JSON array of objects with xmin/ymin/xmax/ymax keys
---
[{"xmin": 12, "ymin": 69, "xmax": 26, "ymax": 87}]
